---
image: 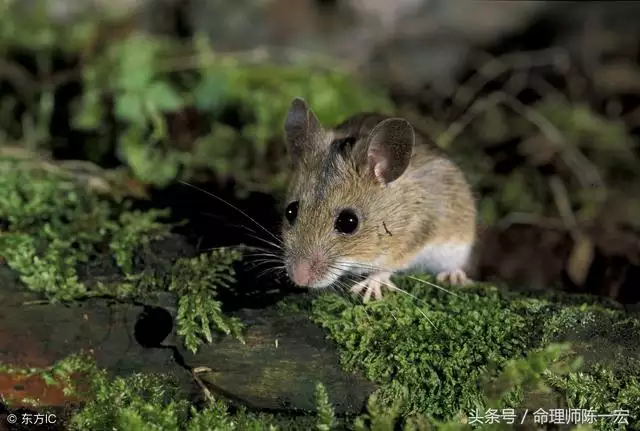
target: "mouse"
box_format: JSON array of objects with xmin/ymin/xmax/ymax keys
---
[{"xmin": 280, "ymin": 97, "xmax": 477, "ymax": 302}]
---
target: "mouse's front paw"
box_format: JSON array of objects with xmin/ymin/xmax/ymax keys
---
[
  {"xmin": 436, "ymin": 269, "xmax": 471, "ymax": 286},
  {"xmin": 349, "ymin": 271, "xmax": 394, "ymax": 303}
]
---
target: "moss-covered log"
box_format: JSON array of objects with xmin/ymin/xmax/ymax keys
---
[{"xmin": 179, "ymin": 306, "xmax": 377, "ymax": 415}]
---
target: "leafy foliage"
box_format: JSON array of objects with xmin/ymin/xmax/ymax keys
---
[
  {"xmin": 75, "ymin": 32, "xmax": 392, "ymax": 191},
  {"xmin": 314, "ymin": 383, "xmax": 337, "ymax": 431},
  {"xmin": 168, "ymin": 249, "xmax": 245, "ymax": 354},
  {"xmin": 0, "ymin": 1, "xmax": 393, "ymax": 195},
  {"xmin": 438, "ymin": 84, "xmax": 640, "ymax": 228}
]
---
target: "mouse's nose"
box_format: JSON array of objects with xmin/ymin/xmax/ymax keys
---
[{"xmin": 291, "ymin": 261, "xmax": 312, "ymax": 286}]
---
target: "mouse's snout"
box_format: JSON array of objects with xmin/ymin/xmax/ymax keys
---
[
  {"xmin": 291, "ymin": 261, "xmax": 312, "ymax": 286},
  {"xmin": 288, "ymin": 248, "xmax": 330, "ymax": 287}
]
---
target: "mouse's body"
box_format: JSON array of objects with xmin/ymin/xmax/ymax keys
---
[{"xmin": 281, "ymin": 99, "xmax": 476, "ymax": 302}]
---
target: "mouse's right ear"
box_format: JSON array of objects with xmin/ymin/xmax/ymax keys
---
[
  {"xmin": 365, "ymin": 118, "xmax": 414, "ymax": 186},
  {"xmin": 284, "ymin": 98, "xmax": 322, "ymax": 166}
]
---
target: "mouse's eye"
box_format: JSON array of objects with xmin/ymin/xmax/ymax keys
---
[
  {"xmin": 285, "ymin": 201, "xmax": 299, "ymax": 225},
  {"xmin": 334, "ymin": 209, "xmax": 359, "ymax": 234}
]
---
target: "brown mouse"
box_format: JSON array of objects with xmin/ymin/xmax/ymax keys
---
[{"xmin": 280, "ymin": 98, "xmax": 477, "ymax": 302}]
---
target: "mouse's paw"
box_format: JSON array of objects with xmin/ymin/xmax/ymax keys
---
[
  {"xmin": 436, "ymin": 269, "xmax": 471, "ymax": 286},
  {"xmin": 349, "ymin": 271, "xmax": 394, "ymax": 303}
]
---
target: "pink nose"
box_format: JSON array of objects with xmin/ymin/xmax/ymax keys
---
[{"xmin": 291, "ymin": 261, "xmax": 312, "ymax": 286}]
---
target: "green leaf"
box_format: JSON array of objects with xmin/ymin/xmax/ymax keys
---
[
  {"xmin": 145, "ymin": 81, "xmax": 184, "ymax": 112},
  {"xmin": 194, "ymin": 69, "xmax": 228, "ymax": 111},
  {"xmin": 115, "ymin": 35, "xmax": 158, "ymax": 92},
  {"xmin": 118, "ymin": 127, "xmax": 184, "ymax": 186},
  {"xmin": 114, "ymin": 93, "xmax": 146, "ymax": 123},
  {"xmin": 73, "ymin": 91, "xmax": 103, "ymax": 130}
]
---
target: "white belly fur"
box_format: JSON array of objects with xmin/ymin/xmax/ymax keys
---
[
  {"xmin": 334, "ymin": 243, "xmax": 472, "ymax": 281},
  {"xmin": 399, "ymin": 243, "xmax": 472, "ymax": 275}
]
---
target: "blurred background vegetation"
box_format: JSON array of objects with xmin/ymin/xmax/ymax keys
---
[
  {"xmin": 1, "ymin": 1, "xmax": 640, "ymax": 429},
  {"xmin": 0, "ymin": 0, "xmax": 639, "ymax": 297}
]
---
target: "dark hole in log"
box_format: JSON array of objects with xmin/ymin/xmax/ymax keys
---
[{"xmin": 134, "ymin": 306, "xmax": 174, "ymax": 348}]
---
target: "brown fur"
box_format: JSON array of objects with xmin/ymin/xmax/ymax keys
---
[{"xmin": 281, "ymin": 102, "xmax": 477, "ymax": 281}]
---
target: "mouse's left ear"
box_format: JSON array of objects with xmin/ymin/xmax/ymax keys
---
[
  {"xmin": 284, "ymin": 98, "xmax": 322, "ymax": 166},
  {"xmin": 365, "ymin": 118, "xmax": 415, "ymax": 186}
]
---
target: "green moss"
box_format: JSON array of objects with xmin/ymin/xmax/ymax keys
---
[
  {"xmin": 0, "ymin": 352, "xmax": 98, "ymax": 408},
  {"xmin": 315, "ymin": 382, "xmax": 338, "ymax": 431},
  {"xmin": 309, "ymin": 279, "xmax": 542, "ymax": 419},
  {"xmin": 545, "ymin": 365, "xmax": 640, "ymax": 431},
  {"xmin": 110, "ymin": 209, "xmax": 173, "ymax": 274},
  {"xmin": 66, "ymin": 365, "xmax": 280, "ymax": 431},
  {"xmin": 343, "ymin": 344, "xmax": 586, "ymax": 430},
  {"xmin": 540, "ymin": 305, "xmax": 640, "ymax": 430},
  {"xmin": 168, "ymin": 249, "xmax": 246, "ymax": 354},
  {"xmin": 308, "ymin": 276, "xmax": 640, "ymax": 428},
  {"xmin": 3, "ymin": 336, "xmax": 629, "ymax": 430},
  {"xmin": 4, "ymin": 354, "xmax": 323, "ymax": 430},
  {"xmin": 0, "ymin": 159, "xmax": 170, "ymax": 300},
  {"xmin": 0, "ymin": 158, "xmax": 245, "ymax": 351}
]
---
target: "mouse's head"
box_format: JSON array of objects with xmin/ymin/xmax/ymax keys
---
[{"xmin": 280, "ymin": 98, "xmax": 415, "ymax": 289}]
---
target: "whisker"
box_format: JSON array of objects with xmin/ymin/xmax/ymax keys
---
[
  {"xmin": 244, "ymin": 256, "xmax": 283, "ymax": 266},
  {"xmin": 342, "ymin": 274, "xmax": 399, "ymax": 323},
  {"xmin": 243, "ymin": 252, "xmax": 283, "ymax": 260},
  {"xmin": 246, "ymin": 259, "xmax": 283, "ymax": 269},
  {"xmin": 371, "ymin": 277, "xmax": 436, "ymax": 329},
  {"xmin": 256, "ymin": 265, "xmax": 286, "ymax": 280},
  {"xmin": 403, "ymin": 275, "xmax": 461, "ymax": 298},
  {"xmin": 198, "ymin": 244, "xmax": 250, "ymax": 253},
  {"xmin": 325, "ymin": 269, "xmax": 362, "ymax": 303},
  {"xmin": 337, "ymin": 261, "xmax": 461, "ymax": 298},
  {"xmin": 322, "ymin": 269, "xmax": 378, "ymax": 322},
  {"xmin": 245, "ymin": 233, "xmax": 283, "ymax": 252},
  {"xmin": 199, "ymin": 214, "xmax": 284, "ymax": 252},
  {"xmin": 326, "ymin": 263, "xmax": 436, "ymax": 328},
  {"xmin": 198, "ymin": 242, "xmax": 282, "ymax": 261},
  {"xmin": 178, "ymin": 180, "xmax": 284, "ymax": 246}
]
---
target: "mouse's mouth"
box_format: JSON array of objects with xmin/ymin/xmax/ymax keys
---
[
  {"xmin": 306, "ymin": 259, "xmax": 357, "ymax": 289},
  {"xmin": 307, "ymin": 271, "xmax": 342, "ymax": 289},
  {"xmin": 286, "ymin": 258, "xmax": 353, "ymax": 289}
]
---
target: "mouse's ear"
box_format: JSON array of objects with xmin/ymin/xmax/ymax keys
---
[
  {"xmin": 364, "ymin": 118, "xmax": 414, "ymax": 185},
  {"xmin": 284, "ymin": 97, "xmax": 322, "ymax": 165}
]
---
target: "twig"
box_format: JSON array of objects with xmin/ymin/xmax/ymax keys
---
[
  {"xmin": 191, "ymin": 366, "xmax": 215, "ymax": 403},
  {"xmin": 0, "ymin": 59, "xmax": 38, "ymax": 100},
  {"xmin": 496, "ymin": 212, "xmax": 568, "ymax": 231},
  {"xmin": 453, "ymin": 92, "xmax": 604, "ymax": 190},
  {"xmin": 529, "ymin": 75, "xmax": 571, "ymax": 105},
  {"xmin": 447, "ymin": 48, "xmax": 571, "ymax": 121},
  {"xmin": 548, "ymin": 175, "xmax": 580, "ymax": 238},
  {"xmin": 440, "ymin": 91, "xmax": 607, "ymax": 223},
  {"xmin": 439, "ymin": 92, "xmax": 504, "ymax": 147},
  {"xmin": 0, "ymin": 145, "xmax": 114, "ymax": 194},
  {"xmin": 160, "ymin": 45, "xmax": 361, "ymax": 76}
]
